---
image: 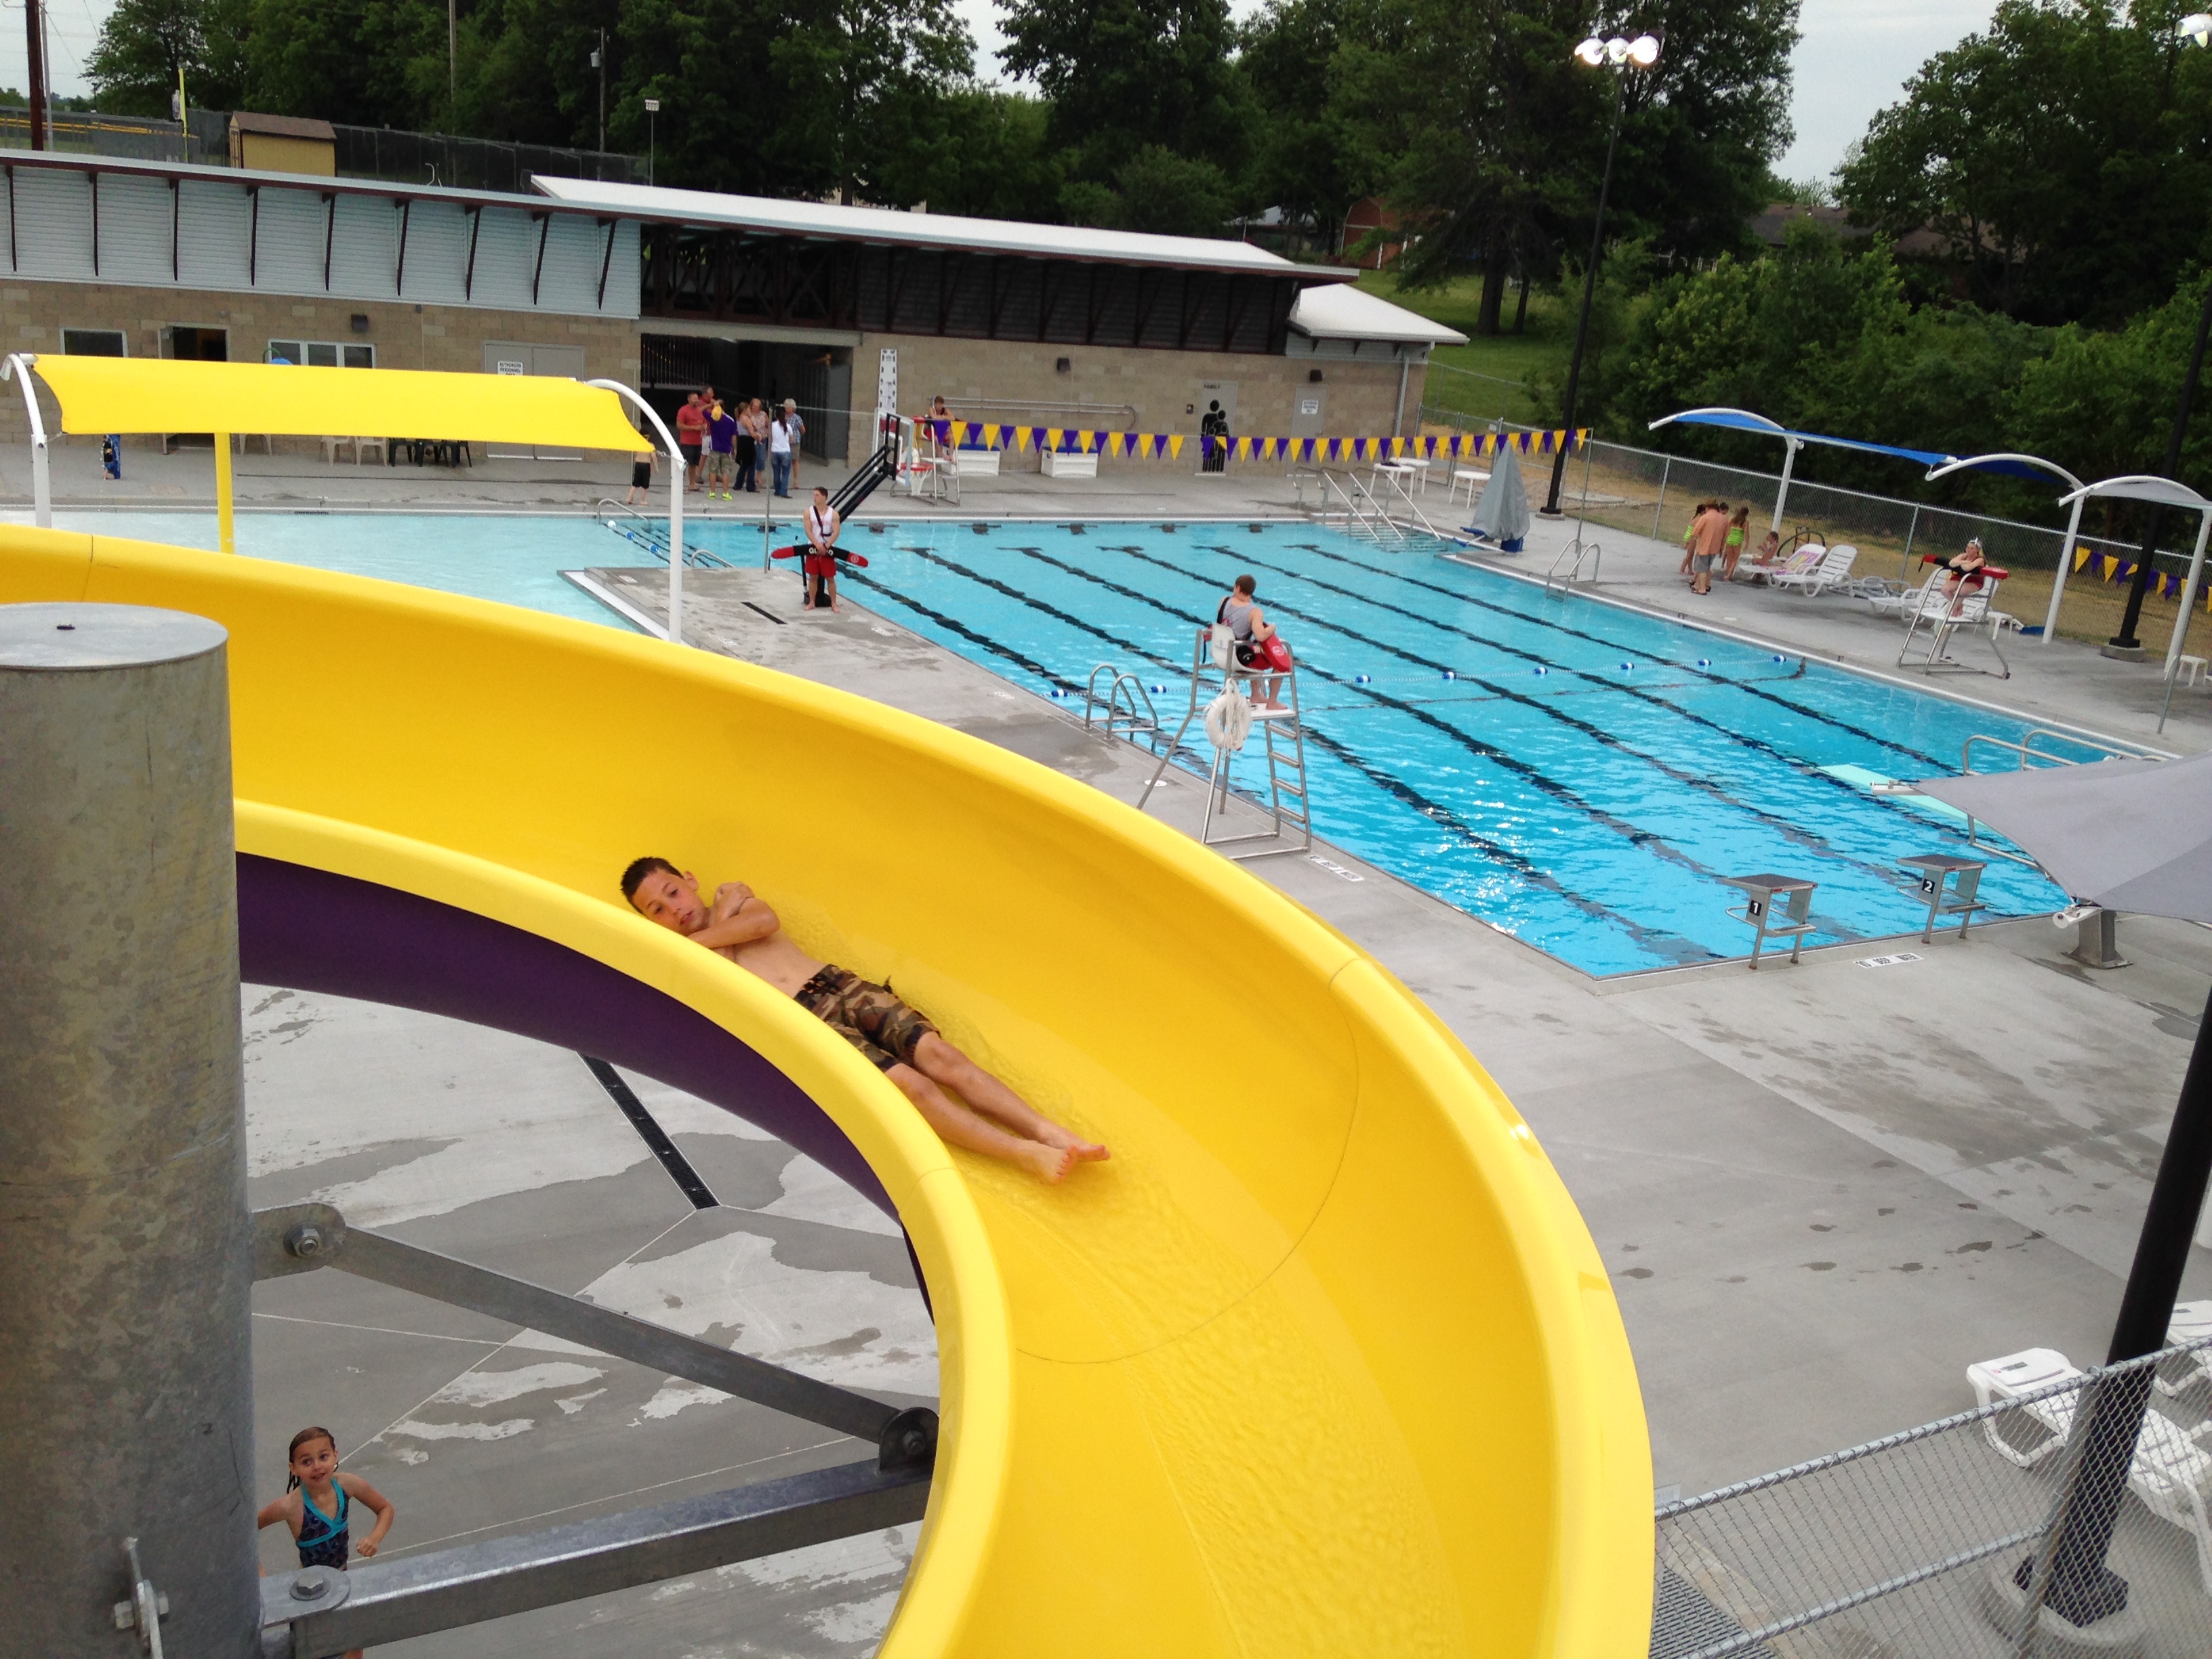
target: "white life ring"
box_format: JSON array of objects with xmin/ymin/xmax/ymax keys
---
[{"xmin": 1204, "ymin": 687, "xmax": 1254, "ymax": 752}]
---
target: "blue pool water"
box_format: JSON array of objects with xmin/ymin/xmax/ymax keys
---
[{"xmin": 53, "ymin": 510, "xmax": 2097, "ymax": 976}]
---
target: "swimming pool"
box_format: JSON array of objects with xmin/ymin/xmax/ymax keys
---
[
  {"xmin": 696, "ymin": 519, "xmax": 2092, "ymax": 975},
  {"xmin": 51, "ymin": 510, "xmax": 2092, "ymax": 976}
]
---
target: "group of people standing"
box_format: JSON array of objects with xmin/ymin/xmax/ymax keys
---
[
  {"xmin": 1679, "ymin": 499, "xmax": 1780, "ymax": 594},
  {"xmin": 672, "ymin": 388, "xmax": 804, "ymax": 500}
]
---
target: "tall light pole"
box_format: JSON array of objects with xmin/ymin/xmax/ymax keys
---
[
  {"xmin": 592, "ymin": 33, "xmax": 606, "ymax": 154},
  {"xmin": 1540, "ymin": 27, "xmax": 1662, "ymax": 518},
  {"xmin": 644, "ymin": 97, "xmax": 659, "ymax": 186},
  {"xmin": 2108, "ymin": 10, "xmax": 2212, "ymax": 657}
]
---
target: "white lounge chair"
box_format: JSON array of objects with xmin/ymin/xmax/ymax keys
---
[
  {"xmin": 1865, "ymin": 574, "xmax": 1939, "ymax": 617},
  {"xmin": 1969, "ymin": 1346, "xmax": 2212, "ymax": 1593},
  {"xmin": 1736, "ymin": 542, "xmax": 1824, "ymax": 587},
  {"xmin": 2162, "ymin": 1301, "xmax": 2212, "ymax": 1397},
  {"xmin": 1768, "ymin": 542, "xmax": 1858, "ymax": 595}
]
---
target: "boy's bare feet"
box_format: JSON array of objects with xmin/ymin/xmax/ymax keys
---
[
  {"xmin": 1035, "ymin": 1123, "xmax": 1110, "ymax": 1162},
  {"xmin": 1019, "ymin": 1141, "xmax": 1080, "ymax": 1183}
]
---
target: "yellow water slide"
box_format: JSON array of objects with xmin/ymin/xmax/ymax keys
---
[{"xmin": 1, "ymin": 524, "xmax": 1651, "ymax": 1656}]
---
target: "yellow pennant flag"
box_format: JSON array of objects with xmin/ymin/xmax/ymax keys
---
[{"xmin": 1167, "ymin": 434, "xmax": 1185, "ymax": 460}]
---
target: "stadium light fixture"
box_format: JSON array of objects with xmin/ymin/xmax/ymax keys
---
[{"xmin": 1543, "ymin": 26, "xmax": 1664, "ymax": 517}]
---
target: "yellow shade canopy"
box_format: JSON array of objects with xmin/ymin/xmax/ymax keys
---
[{"xmin": 27, "ymin": 355, "xmax": 651, "ymax": 452}]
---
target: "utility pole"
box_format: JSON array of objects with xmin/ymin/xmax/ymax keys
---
[
  {"xmin": 449, "ymin": 0, "xmax": 458, "ymax": 125},
  {"xmin": 594, "ymin": 31, "xmax": 606, "ymax": 153},
  {"xmin": 24, "ymin": 0, "xmax": 47, "ymax": 151}
]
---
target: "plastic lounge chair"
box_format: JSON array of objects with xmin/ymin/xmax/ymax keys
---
[
  {"xmin": 1969, "ymin": 1346, "xmax": 2212, "ymax": 1593},
  {"xmin": 1865, "ymin": 575, "xmax": 1938, "ymax": 617},
  {"xmin": 2161, "ymin": 1301, "xmax": 2212, "ymax": 1397},
  {"xmin": 1769, "ymin": 542, "xmax": 1858, "ymax": 595},
  {"xmin": 1737, "ymin": 544, "xmax": 1822, "ymax": 587}
]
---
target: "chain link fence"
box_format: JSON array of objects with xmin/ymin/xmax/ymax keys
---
[
  {"xmin": 1418, "ymin": 405, "xmax": 2212, "ymax": 655},
  {"xmin": 0, "ymin": 108, "xmax": 640, "ymax": 190},
  {"xmin": 1655, "ymin": 1339, "xmax": 2212, "ymax": 1659}
]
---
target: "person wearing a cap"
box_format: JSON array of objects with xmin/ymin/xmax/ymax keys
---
[{"xmin": 780, "ymin": 398, "xmax": 804, "ymax": 493}]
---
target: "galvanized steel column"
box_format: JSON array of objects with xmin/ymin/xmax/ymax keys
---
[{"xmin": 0, "ymin": 602, "xmax": 257, "ymax": 1657}]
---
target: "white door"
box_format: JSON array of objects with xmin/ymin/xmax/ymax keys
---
[{"xmin": 483, "ymin": 342, "xmax": 588, "ymax": 459}]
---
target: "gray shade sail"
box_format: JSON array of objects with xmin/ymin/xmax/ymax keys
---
[
  {"xmin": 1908, "ymin": 752, "xmax": 2212, "ymax": 924},
  {"xmin": 1469, "ymin": 443, "xmax": 1530, "ymax": 544}
]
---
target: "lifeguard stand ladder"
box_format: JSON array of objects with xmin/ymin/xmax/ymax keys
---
[{"xmin": 1142, "ymin": 628, "xmax": 1314, "ymax": 861}]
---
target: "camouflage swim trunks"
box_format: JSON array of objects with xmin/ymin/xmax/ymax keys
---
[{"xmin": 794, "ymin": 965, "xmax": 939, "ymax": 1073}]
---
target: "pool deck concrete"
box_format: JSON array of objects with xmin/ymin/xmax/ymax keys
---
[{"xmin": 17, "ymin": 441, "xmax": 2212, "ymax": 1652}]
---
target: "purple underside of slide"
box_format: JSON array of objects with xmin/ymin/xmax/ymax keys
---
[{"xmin": 236, "ymin": 854, "xmax": 894, "ymax": 1218}]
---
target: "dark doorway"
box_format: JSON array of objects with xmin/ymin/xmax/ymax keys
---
[
  {"xmin": 166, "ymin": 326, "xmax": 227, "ymax": 361},
  {"xmin": 639, "ymin": 333, "xmax": 851, "ymax": 464},
  {"xmin": 159, "ymin": 326, "xmax": 229, "ymax": 449}
]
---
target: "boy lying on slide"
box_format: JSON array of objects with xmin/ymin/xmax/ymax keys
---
[{"xmin": 622, "ymin": 858, "xmax": 1109, "ymax": 1183}]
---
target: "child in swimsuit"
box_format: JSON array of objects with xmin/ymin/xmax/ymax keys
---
[
  {"xmin": 258, "ymin": 1427, "xmax": 394, "ymax": 1658},
  {"xmin": 621, "ymin": 858, "xmax": 1108, "ymax": 1183}
]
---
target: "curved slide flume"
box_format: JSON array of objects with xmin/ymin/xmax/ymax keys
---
[{"xmin": 2, "ymin": 525, "xmax": 1652, "ymax": 1658}]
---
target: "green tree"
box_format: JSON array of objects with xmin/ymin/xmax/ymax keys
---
[
  {"xmin": 996, "ymin": 0, "xmax": 1252, "ymax": 184},
  {"xmin": 1237, "ymin": 0, "xmax": 1387, "ymax": 255},
  {"xmin": 1841, "ymin": 0, "xmax": 2212, "ymax": 326},
  {"xmin": 87, "ymin": 0, "xmax": 251, "ymax": 114},
  {"xmin": 1338, "ymin": 0, "xmax": 1798, "ymax": 334}
]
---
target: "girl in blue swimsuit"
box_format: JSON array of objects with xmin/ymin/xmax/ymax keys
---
[{"xmin": 258, "ymin": 1426, "xmax": 396, "ymax": 1656}]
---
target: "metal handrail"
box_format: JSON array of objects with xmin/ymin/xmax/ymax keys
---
[
  {"xmin": 1315, "ymin": 468, "xmax": 1406, "ymax": 542},
  {"xmin": 592, "ymin": 499, "xmax": 732, "ymax": 569},
  {"xmin": 1961, "ymin": 729, "xmax": 2148, "ymax": 775},
  {"xmin": 916, "ymin": 398, "xmax": 1141, "ymax": 430},
  {"xmin": 1544, "ymin": 536, "xmax": 1603, "ymax": 594},
  {"xmin": 1083, "ymin": 664, "xmax": 1161, "ymax": 745}
]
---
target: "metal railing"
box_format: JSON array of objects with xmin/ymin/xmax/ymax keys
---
[
  {"xmin": 1653, "ymin": 1336, "xmax": 2212, "ymax": 1659},
  {"xmin": 1084, "ymin": 664, "xmax": 1162, "ymax": 745},
  {"xmin": 592, "ymin": 499, "xmax": 733, "ymax": 568},
  {"xmin": 1546, "ymin": 535, "xmax": 1603, "ymax": 593},
  {"xmin": 251, "ymin": 1200, "xmax": 933, "ymax": 1655}
]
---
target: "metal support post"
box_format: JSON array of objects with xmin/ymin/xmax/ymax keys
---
[
  {"xmin": 586, "ymin": 380, "xmax": 684, "ymax": 643},
  {"xmin": 4, "ymin": 353, "xmax": 53, "ymax": 526},
  {"xmin": 1770, "ymin": 436, "xmax": 1801, "ymax": 535},
  {"xmin": 213, "ymin": 431, "xmax": 235, "ymax": 554},
  {"xmin": 2019, "ymin": 979, "xmax": 2212, "ymax": 1625},
  {"xmin": 2042, "ymin": 494, "xmax": 2086, "ymax": 644},
  {"xmin": 0, "ymin": 601, "xmax": 257, "ymax": 1658}
]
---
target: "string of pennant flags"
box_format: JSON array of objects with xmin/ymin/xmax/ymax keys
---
[
  {"xmin": 908, "ymin": 417, "xmax": 1586, "ymax": 464},
  {"xmin": 2070, "ymin": 544, "xmax": 2212, "ymax": 610}
]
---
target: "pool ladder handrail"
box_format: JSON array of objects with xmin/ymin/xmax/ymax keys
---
[
  {"xmin": 1083, "ymin": 665, "xmax": 1162, "ymax": 746},
  {"xmin": 1312, "ymin": 469, "xmax": 1408, "ymax": 545},
  {"xmin": 1366, "ymin": 464, "xmax": 1455, "ymax": 543},
  {"xmin": 592, "ymin": 499, "xmax": 734, "ymax": 570},
  {"xmin": 1139, "ymin": 630, "xmax": 1315, "ymax": 861},
  {"xmin": 1544, "ymin": 536, "xmax": 1603, "ymax": 593}
]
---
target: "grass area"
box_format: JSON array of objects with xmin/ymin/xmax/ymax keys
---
[{"xmin": 1355, "ymin": 269, "xmax": 1574, "ymax": 427}]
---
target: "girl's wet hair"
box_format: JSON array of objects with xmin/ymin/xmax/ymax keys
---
[{"xmin": 285, "ymin": 1425, "xmax": 336, "ymax": 1491}]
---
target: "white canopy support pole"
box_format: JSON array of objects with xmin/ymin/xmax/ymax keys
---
[
  {"xmin": 2164, "ymin": 508, "xmax": 2212, "ymax": 674},
  {"xmin": 213, "ymin": 432, "xmax": 234, "ymax": 554},
  {"xmin": 2158, "ymin": 508, "xmax": 2212, "ymax": 733},
  {"xmin": 2043, "ymin": 493, "xmax": 2087, "ymax": 644},
  {"xmin": 1771, "ymin": 437, "xmax": 1800, "ymax": 534},
  {"xmin": 586, "ymin": 379, "xmax": 684, "ymax": 644},
  {"xmin": 4, "ymin": 353, "xmax": 52, "ymax": 528}
]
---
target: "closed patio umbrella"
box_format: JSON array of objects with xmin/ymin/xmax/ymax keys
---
[
  {"xmin": 1908, "ymin": 750, "xmax": 2212, "ymax": 1629},
  {"xmin": 1467, "ymin": 443, "xmax": 1529, "ymax": 550}
]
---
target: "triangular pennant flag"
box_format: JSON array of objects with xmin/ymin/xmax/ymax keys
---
[{"xmin": 1168, "ymin": 434, "xmax": 1185, "ymax": 459}]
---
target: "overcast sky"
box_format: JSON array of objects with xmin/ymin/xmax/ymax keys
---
[{"xmin": 21, "ymin": 0, "xmax": 1991, "ymax": 188}]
